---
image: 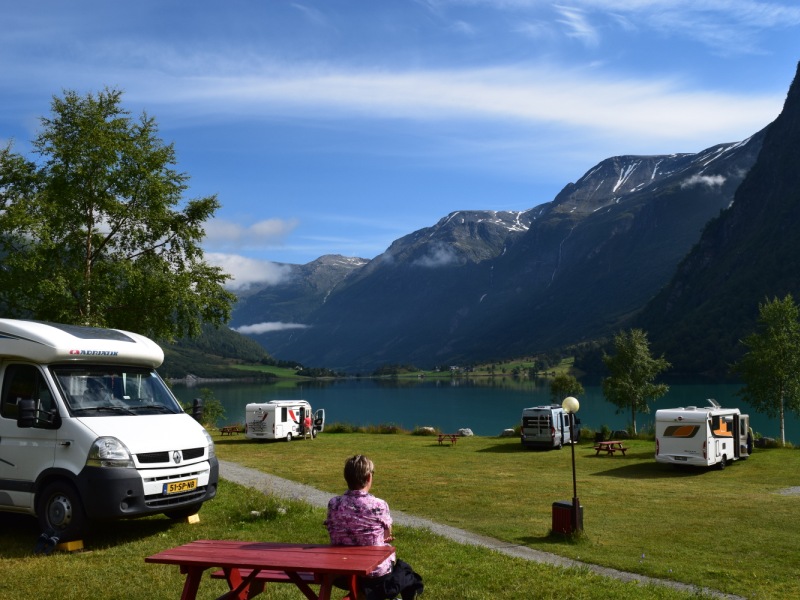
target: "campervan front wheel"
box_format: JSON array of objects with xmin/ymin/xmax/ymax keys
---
[
  {"xmin": 37, "ymin": 480, "xmax": 87, "ymax": 541},
  {"xmin": 718, "ymin": 456, "xmax": 727, "ymax": 470},
  {"xmin": 286, "ymin": 432, "xmax": 293, "ymax": 442}
]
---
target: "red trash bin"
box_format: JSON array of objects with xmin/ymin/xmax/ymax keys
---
[{"xmin": 552, "ymin": 500, "xmax": 583, "ymax": 534}]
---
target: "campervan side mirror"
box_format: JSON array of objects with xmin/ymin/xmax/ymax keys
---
[
  {"xmin": 191, "ymin": 398, "xmax": 203, "ymax": 423},
  {"xmin": 17, "ymin": 399, "xmax": 61, "ymax": 429},
  {"xmin": 17, "ymin": 399, "xmax": 36, "ymax": 428}
]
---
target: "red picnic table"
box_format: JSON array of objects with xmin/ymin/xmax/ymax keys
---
[{"xmin": 145, "ymin": 539, "xmax": 395, "ymax": 600}]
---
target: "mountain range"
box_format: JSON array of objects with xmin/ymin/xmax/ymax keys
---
[{"xmin": 230, "ymin": 62, "xmax": 800, "ymax": 377}]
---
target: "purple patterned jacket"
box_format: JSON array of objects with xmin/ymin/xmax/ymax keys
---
[{"xmin": 324, "ymin": 489, "xmax": 396, "ymax": 576}]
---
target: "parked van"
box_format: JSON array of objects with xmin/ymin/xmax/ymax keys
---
[
  {"xmin": 245, "ymin": 400, "xmax": 325, "ymax": 441},
  {"xmin": 0, "ymin": 319, "xmax": 218, "ymax": 541},
  {"xmin": 520, "ymin": 404, "xmax": 580, "ymax": 449},
  {"xmin": 655, "ymin": 400, "xmax": 752, "ymax": 469}
]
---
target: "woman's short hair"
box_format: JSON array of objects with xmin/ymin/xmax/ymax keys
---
[{"xmin": 344, "ymin": 454, "xmax": 374, "ymax": 490}]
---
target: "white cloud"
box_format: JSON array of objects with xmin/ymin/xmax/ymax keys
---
[
  {"xmin": 681, "ymin": 174, "xmax": 726, "ymax": 189},
  {"xmin": 234, "ymin": 322, "xmax": 310, "ymax": 334},
  {"xmin": 136, "ymin": 63, "xmax": 780, "ymax": 152},
  {"xmin": 413, "ymin": 244, "xmax": 460, "ymax": 268},
  {"xmin": 555, "ymin": 5, "xmax": 600, "ymax": 47},
  {"xmin": 204, "ymin": 218, "xmax": 299, "ymax": 248},
  {"xmin": 205, "ymin": 253, "xmax": 291, "ymax": 290}
]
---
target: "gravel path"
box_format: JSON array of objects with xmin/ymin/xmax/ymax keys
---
[{"xmin": 220, "ymin": 460, "xmax": 744, "ymax": 600}]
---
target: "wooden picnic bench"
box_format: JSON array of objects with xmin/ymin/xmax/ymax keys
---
[
  {"xmin": 145, "ymin": 539, "xmax": 395, "ymax": 600},
  {"xmin": 220, "ymin": 426, "xmax": 240, "ymax": 436},
  {"xmin": 593, "ymin": 440, "xmax": 628, "ymax": 456},
  {"xmin": 438, "ymin": 433, "xmax": 459, "ymax": 445}
]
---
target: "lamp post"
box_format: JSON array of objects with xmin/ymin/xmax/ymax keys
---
[{"xmin": 561, "ymin": 396, "xmax": 582, "ymax": 533}]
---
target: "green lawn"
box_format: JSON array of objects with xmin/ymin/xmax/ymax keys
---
[
  {"xmin": 1, "ymin": 431, "xmax": 794, "ymax": 599},
  {"xmin": 215, "ymin": 431, "xmax": 800, "ymax": 599}
]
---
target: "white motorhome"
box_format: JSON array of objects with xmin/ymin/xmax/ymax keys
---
[
  {"xmin": 655, "ymin": 400, "xmax": 752, "ymax": 469},
  {"xmin": 0, "ymin": 319, "xmax": 218, "ymax": 541},
  {"xmin": 245, "ymin": 400, "xmax": 325, "ymax": 441},
  {"xmin": 520, "ymin": 404, "xmax": 580, "ymax": 449}
]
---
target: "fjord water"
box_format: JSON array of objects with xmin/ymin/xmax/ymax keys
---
[{"xmin": 172, "ymin": 377, "xmax": 800, "ymax": 443}]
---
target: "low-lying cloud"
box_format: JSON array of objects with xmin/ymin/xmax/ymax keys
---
[
  {"xmin": 205, "ymin": 253, "xmax": 291, "ymax": 290},
  {"xmin": 234, "ymin": 322, "xmax": 310, "ymax": 335},
  {"xmin": 681, "ymin": 174, "xmax": 727, "ymax": 189},
  {"xmin": 413, "ymin": 244, "xmax": 460, "ymax": 268}
]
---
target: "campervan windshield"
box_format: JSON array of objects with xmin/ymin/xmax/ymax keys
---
[{"xmin": 51, "ymin": 365, "xmax": 182, "ymax": 416}]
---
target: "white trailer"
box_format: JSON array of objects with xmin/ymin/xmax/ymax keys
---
[
  {"xmin": 0, "ymin": 319, "xmax": 218, "ymax": 542},
  {"xmin": 655, "ymin": 400, "xmax": 752, "ymax": 469},
  {"xmin": 245, "ymin": 400, "xmax": 325, "ymax": 441}
]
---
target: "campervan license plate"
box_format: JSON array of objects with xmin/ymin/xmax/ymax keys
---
[{"xmin": 163, "ymin": 479, "xmax": 197, "ymax": 495}]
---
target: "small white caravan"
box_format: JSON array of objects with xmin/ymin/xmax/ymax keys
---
[
  {"xmin": 655, "ymin": 400, "xmax": 752, "ymax": 469},
  {"xmin": 245, "ymin": 400, "xmax": 325, "ymax": 441},
  {"xmin": 0, "ymin": 319, "xmax": 218, "ymax": 541},
  {"xmin": 520, "ymin": 404, "xmax": 581, "ymax": 449}
]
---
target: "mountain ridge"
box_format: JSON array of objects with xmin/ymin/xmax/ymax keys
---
[{"xmin": 228, "ymin": 65, "xmax": 800, "ymax": 374}]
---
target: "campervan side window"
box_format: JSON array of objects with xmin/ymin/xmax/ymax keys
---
[
  {"xmin": 711, "ymin": 415, "xmax": 733, "ymax": 438},
  {"xmin": 0, "ymin": 364, "xmax": 55, "ymax": 420},
  {"xmin": 662, "ymin": 425, "xmax": 700, "ymax": 438},
  {"xmin": 281, "ymin": 407, "xmax": 288, "ymax": 422}
]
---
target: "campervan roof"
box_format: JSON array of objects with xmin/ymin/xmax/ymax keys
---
[{"xmin": 0, "ymin": 319, "xmax": 164, "ymax": 367}]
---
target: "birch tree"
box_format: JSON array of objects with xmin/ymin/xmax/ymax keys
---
[
  {"xmin": 734, "ymin": 295, "xmax": 800, "ymax": 446},
  {"xmin": 602, "ymin": 329, "xmax": 670, "ymax": 435},
  {"xmin": 0, "ymin": 88, "xmax": 234, "ymax": 340}
]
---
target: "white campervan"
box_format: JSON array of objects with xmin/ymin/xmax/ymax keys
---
[
  {"xmin": 655, "ymin": 400, "xmax": 752, "ymax": 469},
  {"xmin": 0, "ymin": 319, "xmax": 218, "ymax": 541},
  {"xmin": 520, "ymin": 404, "xmax": 581, "ymax": 449},
  {"xmin": 245, "ymin": 400, "xmax": 325, "ymax": 441}
]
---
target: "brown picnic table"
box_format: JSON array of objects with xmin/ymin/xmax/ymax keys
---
[
  {"xmin": 438, "ymin": 433, "xmax": 459, "ymax": 445},
  {"xmin": 593, "ymin": 440, "xmax": 628, "ymax": 456}
]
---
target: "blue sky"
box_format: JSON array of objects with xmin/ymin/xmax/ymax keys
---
[{"xmin": 2, "ymin": 1, "xmax": 800, "ymax": 290}]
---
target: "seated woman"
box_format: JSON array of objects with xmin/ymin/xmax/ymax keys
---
[{"xmin": 324, "ymin": 455, "xmax": 424, "ymax": 600}]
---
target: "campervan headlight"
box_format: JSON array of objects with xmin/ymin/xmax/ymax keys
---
[
  {"xmin": 202, "ymin": 429, "xmax": 216, "ymax": 459},
  {"xmin": 87, "ymin": 437, "xmax": 134, "ymax": 468}
]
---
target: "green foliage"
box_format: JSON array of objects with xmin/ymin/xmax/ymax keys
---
[
  {"xmin": 324, "ymin": 422, "xmax": 408, "ymax": 434},
  {"xmin": 159, "ymin": 324, "xmax": 278, "ymax": 379},
  {"xmin": 734, "ymin": 294, "xmax": 800, "ymax": 445},
  {"xmin": 0, "ymin": 87, "xmax": 235, "ymax": 340},
  {"xmin": 549, "ymin": 372, "xmax": 585, "ymax": 402},
  {"xmin": 198, "ymin": 388, "xmax": 225, "ymax": 429},
  {"xmin": 179, "ymin": 387, "xmax": 225, "ymax": 429},
  {"xmin": 372, "ymin": 363, "xmax": 420, "ymax": 376},
  {"xmin": 296, "ymin": 366, "xmax": 341, "ymax": 378},
  {"xmin": 601, "ymin": 329, "xmax": 670, "ymax": 434}
]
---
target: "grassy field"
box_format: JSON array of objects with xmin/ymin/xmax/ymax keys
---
[
  {"xmin": 1, "ymin": 430, "xmax": 796, "ymax": 599},
  {"xmin": 214, "ymin": 431, "xmax": 800, "ymax": 599},
  {"xmin": 0, "ymin": 477, "xmax": 708, "ymax": 600}
]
